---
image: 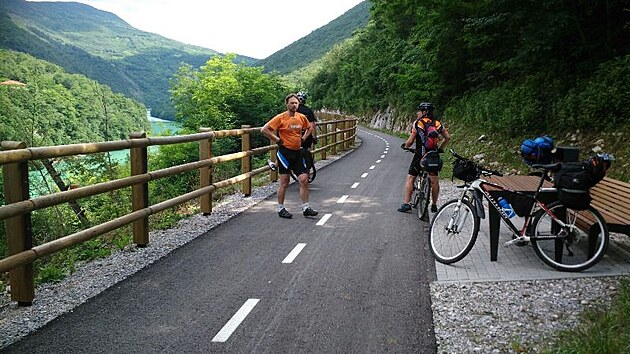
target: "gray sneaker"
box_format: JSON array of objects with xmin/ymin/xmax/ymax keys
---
[
  {"xmin": 303, "ymin": 207, "xmax": 318, "ymax": 217},
  {"xmin": 278, "ymin": 208, "xmax": 292, "ymax": 219}
]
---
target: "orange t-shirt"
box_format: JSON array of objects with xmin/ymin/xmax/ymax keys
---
[{"xmin": 267, "ymin": 112, "xmax": 310, "ymax": 150}]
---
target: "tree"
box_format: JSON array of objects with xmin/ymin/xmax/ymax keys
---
[{"xmin": 170, "ymin": 54, "xmax": 287, "ymax": 132}]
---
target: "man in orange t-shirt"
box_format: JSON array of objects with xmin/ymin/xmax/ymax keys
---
[{"xmin": 262, "ymin": 93, "xmax": 318, "ymax": 219}]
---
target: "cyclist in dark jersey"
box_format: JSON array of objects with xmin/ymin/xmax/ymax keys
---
[{"xmin": 296, "ymin": 91, "xmax": 317, "ymax": 149}]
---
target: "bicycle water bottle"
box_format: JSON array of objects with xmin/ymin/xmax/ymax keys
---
[{"xmin": 497, "ymin": 197, "xmax": 516, "ymax": 218}]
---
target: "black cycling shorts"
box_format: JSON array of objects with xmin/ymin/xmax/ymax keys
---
[
  {"xmin": 277, "ymin": 147, "xmax": 307, "ymax": 176},
  {"xmin": 408, "ymin": 153, "xmax": 439, "ymax": 176}
]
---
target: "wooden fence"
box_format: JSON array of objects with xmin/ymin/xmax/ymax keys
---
[{"xmin": 0, "ymin": 113, "xmax": 357, "ymax": 305}]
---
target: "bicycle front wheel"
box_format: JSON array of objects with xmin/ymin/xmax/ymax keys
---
[
  {"xmin": 308, "ymin": 164, "xmax": 316, "ymax": 183},
  {"xmin": 531, "ymin": 202, "xmax": 609, "ymax": 272},
  {"xmin": 429, "ymin": 199, "xmax": 479, "ymax": 264},
  {"xmin": 418, "ymin": 175, "xmax": 431, "ymax": 220}
]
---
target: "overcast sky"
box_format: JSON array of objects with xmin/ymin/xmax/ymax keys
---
[{"xmin": 32, "ymin": 0, "xmax": 365, "ymax": 58}]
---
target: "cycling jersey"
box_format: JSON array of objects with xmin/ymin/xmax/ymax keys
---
[{"xmin": 267, "ymin": 111, "xmax": 310, "ymax": 151}]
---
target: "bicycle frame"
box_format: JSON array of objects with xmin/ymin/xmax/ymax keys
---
[{"xmin": 458, "ymin": 175, "xmax": 570, "ymax": 242}]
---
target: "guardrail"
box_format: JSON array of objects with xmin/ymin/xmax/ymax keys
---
[{"xmin": 0, "ymin": 113, "xmax": 358, "ymax": 305}]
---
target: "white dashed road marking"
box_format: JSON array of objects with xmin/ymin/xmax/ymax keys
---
[
  {"xmin": 282, "ymin": 243, "xmax": 306, "ymax": 264},
  {"xmin": 337, "ymin": 195, "xmax": 349, "ymax": 203},
  {"xmin": 369, "ymin": 165, "xmax": 375, "ymax": 170},
  {"xmin": 351, "ymin": 182, "xmax": 359, "ymax": 189},
  {"xmin": 361, "ymin": 173, "xmax": 368, "ymax": 178},
  {"xmin": 316, "ymin": 214, "xmax": 332, "ymax": 226},
  {"xmin": 211, "ymin": 299, "xmax": 260, "ymax": 342}
]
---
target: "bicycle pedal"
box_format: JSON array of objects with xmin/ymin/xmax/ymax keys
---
[{"xmin": 504, "ymin": 237, "xmax": 529, "ymax": 247}]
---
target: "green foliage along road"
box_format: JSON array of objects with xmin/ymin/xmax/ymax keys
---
[{"xmin": 308, "ymin": 0, "xmax": 630, "ymax": 135}]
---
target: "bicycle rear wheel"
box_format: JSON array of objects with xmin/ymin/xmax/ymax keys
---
[
  {"xmin": 429, "ymin": 199, "xmax": 479, "ymax": 264},
  {"xmin": 410, "ymin": 176, "xmax": 421, "ymax": 208},
  {"xmin": 418, "ymin": 174, "xmax": 431, "ymax": 220},
  {"xmin": 531, "ymin": 202, "xmax": 609, "ymax": 272}
]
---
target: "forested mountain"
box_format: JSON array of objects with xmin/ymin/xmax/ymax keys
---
[
  {"xmin": 0, "ymin": 49, "xmax": 149, "ymax": 146},
  {"xmin": 0, "ymin": 0, "xmax": 254, "ymax": 120},
  {"xmin": 257, "ymin": 1, "xmax": 371, "ymax": 75}
]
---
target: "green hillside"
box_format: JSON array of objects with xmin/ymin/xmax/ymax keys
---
[
  {"xmin": 0, "ymin": 0, "xmax": 255, "ymax": 120},
  {"xmin": 257, "ymin": 1, "xmax": 371, "ymax": 75},
  {"xmin": 0, "ymin": 49, "xmax": 149, "ymax": 145}
]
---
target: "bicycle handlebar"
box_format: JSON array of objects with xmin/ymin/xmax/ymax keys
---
[
  {"xmin": 449, "ymin": 148, "xmax": 503, "ymax": 177},
  {"xmin": 402, "ymin": 146, "xmax": 416, "ymax": 153},
  {"xmin": 402, "ymin": 145, "xmax": 444, "ymax": 154}
]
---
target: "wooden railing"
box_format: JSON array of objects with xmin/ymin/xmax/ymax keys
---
[{"xmin": 0, "ymin": 113, "xmax": 358, "ymax": 305}]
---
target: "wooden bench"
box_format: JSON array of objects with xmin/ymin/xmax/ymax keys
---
[{"xmin": 589, "ymin": 177, "xmax": 630, "ymax": 236}]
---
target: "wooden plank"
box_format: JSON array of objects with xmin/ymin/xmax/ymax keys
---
[
  {"xmin": 484, "ymin": 175, "xmax": 552, "ymax": 192},
  {"xmin": 590, "ymin": 177, "xmax": 630, "ymax": 226}
]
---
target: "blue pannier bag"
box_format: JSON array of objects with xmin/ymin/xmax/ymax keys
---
[{"xmin": 520, "ymin": 135, "xmax": 554, "ymax": 165}]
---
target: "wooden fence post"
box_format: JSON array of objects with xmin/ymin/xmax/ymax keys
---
[
  {"xmin": 200, "ymin": 133, "xmax": 213, "ymax": 215},
  {"xmin": 320, "ymin": 123, "xmax": 328, "ymax": 161},
  {"xmin": 344, "ymin": 120, "xmax": 350, "ymax": 150},
  {"xmin": 1, "ymin": 141, "xmax": 34, "ymax": 306},
  {"xmin": 241, "ymin": 125, "xmax": 252, "ymax": 196},
  {"xmin": 352, "ymin": 118, "xmax": 357, "ymax": 146},
  {"xmin": 331, "ymin": 122, "xmax": 338, "ymax": 155},
  {"xmin": 129, "ymin": 132, "xmax": 149, "ymax": 247}
]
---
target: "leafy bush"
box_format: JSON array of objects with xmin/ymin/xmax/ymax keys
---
[{"xmin": 554, "ymin": 55, "xmax": 630, "ymax": 130}]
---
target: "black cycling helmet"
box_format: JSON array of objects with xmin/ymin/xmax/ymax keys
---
[
  {"xmin": 417, "ymin": 102, "xmax": 434, "ymax": 111},
  {"xmin": 296, "ymin": 91, "xmax": 308, "ymax": 103}
]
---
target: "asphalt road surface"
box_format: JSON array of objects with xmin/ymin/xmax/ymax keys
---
[{"xmin": 5, "ymin": 127, "xmax": 438, "ymax": 353}]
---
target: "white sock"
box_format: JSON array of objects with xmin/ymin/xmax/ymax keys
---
[
  {"xmin": 277, "ymin": 204, "xmax": 285, "ymax": 212},
  {"xmin": 302, "ymin": 203, "xmax": 310, "ymax": 211}
]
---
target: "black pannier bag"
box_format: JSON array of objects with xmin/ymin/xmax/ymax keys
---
[
  {"xmin": 452, "ymin": 159, "xmax": 478, "ymax": 182},
  {"xmin": 553, "ymin": 157, "xmax": 607, "ymax": 210},
  {"xmin": 557, "ymin": 188, "xmax": 592, "ymax": 210},
  {"xmin": 421, "ymin": 151, "xmax": 443, "ymax": 173},
  {"xmin": 553, "ymin": 161, "xmax": 593, "ymax": 190},
  {"xmin": 505, "ymin": 193, "xmax": 535, "ymax": 217},
  {"xmin": 553, "ymin": 157, "xmax": 608, "ymax": 191}
]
